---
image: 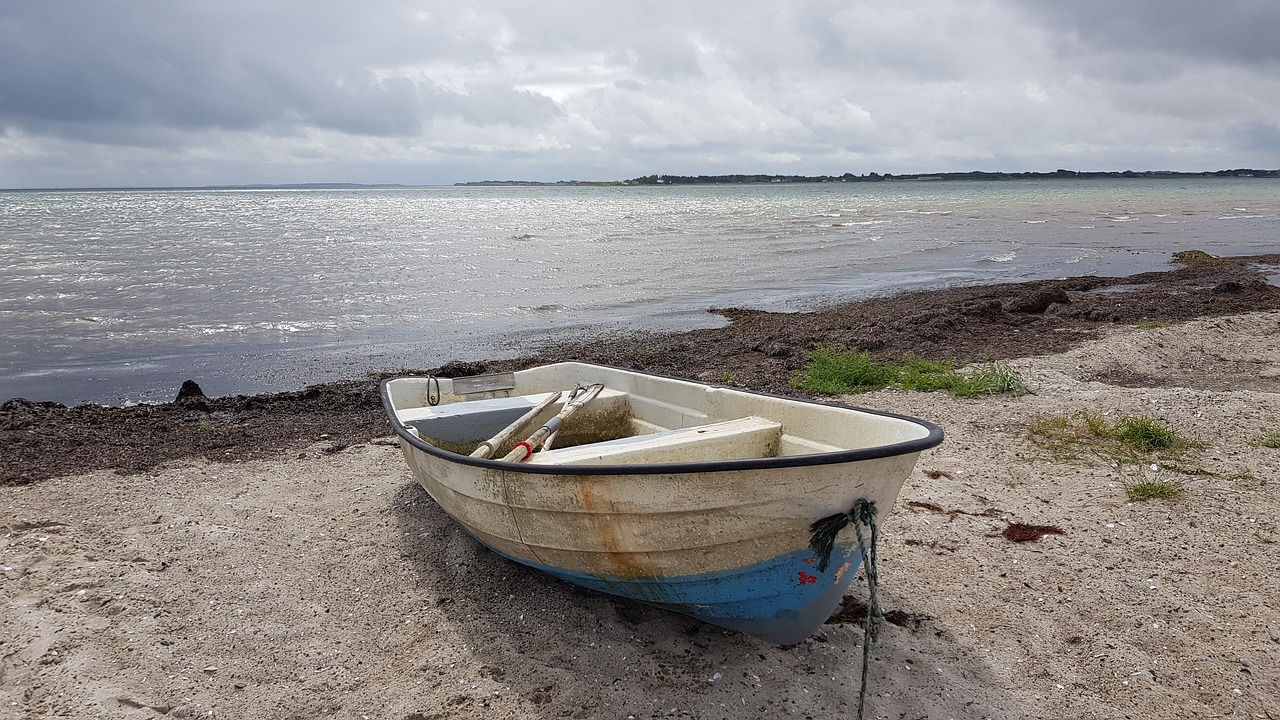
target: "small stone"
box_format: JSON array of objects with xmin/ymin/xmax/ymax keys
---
[{"xmin": 175, "ymin": 380, "xmax": 206, "ymax": 402}]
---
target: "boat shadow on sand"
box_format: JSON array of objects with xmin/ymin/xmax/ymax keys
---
[{"xmin": 388, "ymin": 481, "xmax": 1015, "ymax": 719}]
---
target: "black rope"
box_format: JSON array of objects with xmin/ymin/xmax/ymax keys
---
[
  {"xmin": 808, "ymin": 498, "xmax": 881, "ymax": 720},
  {"xmin": 426, "ymin": 375, "xmax": 441, "ymax": 406},
  {"xmin": 808, "ymin": 512, "xmax": 850, "ymax": 572}
]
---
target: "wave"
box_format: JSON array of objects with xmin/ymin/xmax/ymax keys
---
[{"xmin": 515, "ymin": 304, "xmax": 567, "ymax": 313}]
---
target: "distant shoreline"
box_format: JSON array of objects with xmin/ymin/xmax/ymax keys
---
[
  {"xmin": 457, "ymin": 168, "xmax": 1280, "ymax": 186},
  {"xmin": 4, "ymin": 169, "xmax": 1277, "ymax": 193}
]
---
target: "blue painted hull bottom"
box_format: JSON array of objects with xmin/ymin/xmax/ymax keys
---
[{"xmin": 486, "ymin": 543, "xmax": 864, "ymax": 645}]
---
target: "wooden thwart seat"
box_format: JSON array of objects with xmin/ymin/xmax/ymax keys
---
[{"xmin": 526, "ymin": 416, "xmax": 782, "ymax": 467}]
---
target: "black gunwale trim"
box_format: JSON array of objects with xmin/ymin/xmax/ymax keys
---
[{"xmin": 380, "ymin": 363, "xmax": 944, "ymax": 476}]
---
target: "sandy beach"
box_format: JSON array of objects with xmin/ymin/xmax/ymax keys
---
[{"xmin": 3, "ymin": 259, "xmax": 1280, "ymax": 719}]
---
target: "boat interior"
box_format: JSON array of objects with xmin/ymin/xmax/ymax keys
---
[{"xmin": 384, "ymin": 363, "xmax": 935, "ymax": 465}]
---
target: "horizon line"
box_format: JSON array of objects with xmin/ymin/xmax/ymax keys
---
[{"xmin": 3, "ymin": 167, "xmax": 1278, "ymax": 192}]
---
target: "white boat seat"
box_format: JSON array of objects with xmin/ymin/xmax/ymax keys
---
[{"xmin": 526, "ymin": 416, "xmax": 783, "ymax": 466}]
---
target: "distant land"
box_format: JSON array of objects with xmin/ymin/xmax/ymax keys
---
[
  {"xmin": 6, "ymin": 171, "xmax": 1276, "ymax": 194},
  {"xmin": 456, "ymin": 168, "xmax": 1279, "ymax": 187}
]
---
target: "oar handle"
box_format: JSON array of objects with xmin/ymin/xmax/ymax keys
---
[
  {"xmin": 543, "ymin": 383, "xmax": 605, "ymax": 451},
  {"xmin": 503, "ymin": 383, "xmax": 604, "ymax": 462}
]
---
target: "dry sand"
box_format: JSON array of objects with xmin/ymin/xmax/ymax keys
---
[{"xmin": 3, "ymin": 311, "xmax": 1278, "ymax": 719}]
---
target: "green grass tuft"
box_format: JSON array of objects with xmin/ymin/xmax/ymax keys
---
[
  {"xmin": 1125, "ymin": 481, "xmax": 1184, "ymax": 502},
  {"xmin": 789, "ymin": 345, "xmax": 897, "ymax": 394},
  {"xmin": 790, "ymin": 346, "xmax": 1026, "ymax": 397},
  {"xmin": 1027, "ymin": 411, "xmax": 1203, "ymax": 465},
  {"xmin": 956, "ymin": 360, "xmax": 1028, "ymax": 397},
  {"xmin": 1109, "ymin": 416, "xmax": 1182, "ymax": 452},
  {"xmin": 895, "ymin": 354, "xmax": 965, "ymax": 393}
]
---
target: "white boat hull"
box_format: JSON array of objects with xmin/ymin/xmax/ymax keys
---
[{"xmin": 383, "ymin": 362, "xmax": 942, "ymax": 644}]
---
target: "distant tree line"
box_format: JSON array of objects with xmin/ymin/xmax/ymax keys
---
[{"xmin": 626, "ymin": 168, "xmax": 1279, "ymax": 185}]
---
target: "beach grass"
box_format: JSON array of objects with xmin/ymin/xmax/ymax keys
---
[
  {"xmin": 958, "ymin": 360, "xmax": 1028, "ymax": 397},
  {"xmin": 1125, "ymin": 480, "xmax": 1185, "ymax": 502},
  {"xmin": 1107, "ymin": 415, "xmax": 1186, "ymax": 452},
  {"xmin": 1027, "ymin": 411, "xmax": 1203, "ymax": 465},
  {"xmin": 790, "ymin": 345, "xmax": 1026, "ymax": 397}
]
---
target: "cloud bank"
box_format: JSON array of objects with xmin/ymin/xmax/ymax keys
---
[{"xmin": 2, "ymin": 0, "xmax": 1277, "ymax": 187}]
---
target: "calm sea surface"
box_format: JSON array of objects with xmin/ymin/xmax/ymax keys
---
[{"xmin": 2, "ymin": 179, "xmax": 1277, "ymax": 405}]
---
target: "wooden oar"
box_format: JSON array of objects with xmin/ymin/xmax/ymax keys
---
[
  {"xmin": 469, "ymin": 391, "xmax": 562, "ymax": 459},
  {"xmin": 543, "ymin": 384, "xmax": 584, "ymax": 452},
  {"xmin": 502, "ymin": 383, "xmax": 605, "ymax": 462}
]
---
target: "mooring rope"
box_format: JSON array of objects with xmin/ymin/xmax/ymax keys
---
[{"xmin": 809, "ymin": 498, "xmax": 881, "ymax": 720}]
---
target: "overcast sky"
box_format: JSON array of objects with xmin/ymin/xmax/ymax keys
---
[{"xmin": 2, "ymin": 1, "xmax": 1277, "ymax": 188}]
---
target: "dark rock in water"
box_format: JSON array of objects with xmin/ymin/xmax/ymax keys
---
[
  {"xmin": 1005, "ymin": 287, "xmax": 1071, "ymax": 314},
  {"xmin": 175, "ymin": 380, "xmax": 206, "ymax": 402}
]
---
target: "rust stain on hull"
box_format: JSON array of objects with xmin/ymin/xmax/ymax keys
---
[{"xmin": 578, "ymin": 480, "xmax": 657, "ymax": 580}]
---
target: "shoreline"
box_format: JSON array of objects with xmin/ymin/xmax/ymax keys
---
[{"xmin": 3, "ymin": 251, "xmax": 1279, "ymax": 486}]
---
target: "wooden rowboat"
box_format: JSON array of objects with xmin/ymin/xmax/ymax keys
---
[{"xmin": 382, "ymin": 362, "xmax": 943, "ymax": 644}]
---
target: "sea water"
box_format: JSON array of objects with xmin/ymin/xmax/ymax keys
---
[{"xmin": 2, "ymin": 178, "xmax": 1277, "ymax": 404}]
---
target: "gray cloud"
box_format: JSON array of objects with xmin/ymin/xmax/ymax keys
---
[
  {"xmin": 1024, "ymin": 0, "xmax": 1280, "ymax": 66},
  {"xmin": 0, "ymin": 0, "xmax": 1276, "ymax": 187}
]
